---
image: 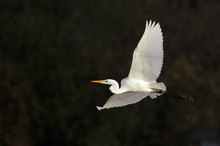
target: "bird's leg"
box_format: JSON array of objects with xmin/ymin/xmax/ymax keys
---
[
  {"xmin": 163, "ymin": 91, "xmax": 194, "ymax": 102},
  {"xmin": 151, "ymin": 88, "xmax": 194, "ymax": 102},
  {"xmin": 150, "ymin": 88, "xmax": 164, "ymax": 94}
]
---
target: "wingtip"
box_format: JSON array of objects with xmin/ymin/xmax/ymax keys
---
[
  {"xmin": 96, "ymin": 106, "xmax": 103, "ymax": 110},
  {"xmin": 146, "ymin": 20, "xmax": 159, "ymax": 28},
  {"xmin": 149, "ymin": 20, "xmax": 152, "ymax": 26},
  {"xmin": 145, "ymin": 20, "xmax": 148, "ymax": 27}
]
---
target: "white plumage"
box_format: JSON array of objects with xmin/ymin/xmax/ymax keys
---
[
  {"xmin": 96, "ymin": 92, "xmax": 149, "ymax": 110},
  {"xmin": 129, "ymin": 21, "xmax": 163, "ymax": 82},
  {"xmin": 91, "ymin": 20, "xmax": 166, "ymax": 110}
]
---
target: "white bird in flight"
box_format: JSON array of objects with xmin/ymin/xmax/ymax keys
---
[{"xmin": 91, "ymin": 20, "xmax": 169, "ymax": 110}]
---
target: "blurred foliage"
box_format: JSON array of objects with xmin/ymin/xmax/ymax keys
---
[{"xmin": 0, "ymin": 0, "xmax": 219, "ymax": 146}]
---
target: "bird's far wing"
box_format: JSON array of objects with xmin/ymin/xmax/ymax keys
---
[
  {"xmin": 96, "ymin": 92, "xmax": 149, "ymax": 110},
  {"xmin": 128, "ymin": 20, "xmax": 164, "ymax": 83}
]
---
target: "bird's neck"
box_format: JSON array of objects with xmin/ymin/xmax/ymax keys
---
[{"xmin": 109, "ymin": 80, "xmax": 124, "ymax": 94}]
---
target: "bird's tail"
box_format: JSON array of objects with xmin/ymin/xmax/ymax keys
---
[
  {"xmin": 148, "ymin": 82, "xmax": 166, "ymax": 99},
  {"xmin": 149, "ymin": 82, "xmax": 166, "ymax": 92}
]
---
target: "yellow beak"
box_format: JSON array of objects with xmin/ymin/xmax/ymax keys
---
[{"xmin": 90, "ymin": 80, "xmax": 105, "ymax": 84}]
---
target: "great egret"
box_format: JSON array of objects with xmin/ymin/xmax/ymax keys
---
[{"xmin": 91, "ymin": 20, "xmax": 189, "ymax": 110}]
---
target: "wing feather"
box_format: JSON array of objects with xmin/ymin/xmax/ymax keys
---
[
  {"xmin": 96, "ymin": 92, "xmax": 149, "ymax": 110},
  {"xmin": 128, "ymin": 20, "xmax": 164, "ymax": 83}
]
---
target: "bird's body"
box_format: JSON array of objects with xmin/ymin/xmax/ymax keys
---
[
  {"xmin": 108, "ymin": 78, "xmax": 151, "ymax": 94},
  {"xmin": 109, "ymin": 78, "xmax": 163, "ymax": 94},
  {"xmin": 91, "ymin": 20, "xmax": 167, "ymax": 110},
  {"xmin": 120, "ymin": 78, "xmax": 153, "ymax": 93}
]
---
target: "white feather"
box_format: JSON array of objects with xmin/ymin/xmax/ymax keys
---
[
  {"xmin": 97, "ymin": 92, "xmax": 149, "ymax": 110},
  {"xmin": 128, "ymin": 20, "xmax": 163, "ymax": 83}
]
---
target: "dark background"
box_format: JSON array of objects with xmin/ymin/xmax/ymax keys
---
[{"xmin": 0, "ymin": 0, "xmax": 219, "ymax": 146}]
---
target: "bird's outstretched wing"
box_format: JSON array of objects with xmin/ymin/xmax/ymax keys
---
[
  {"xmin": 96, "ymin": 92, "xmax": 149, "ymax": 110},
  {"xmin": 128, "ymin": 20, "xmax": 163, "ymax": 83}
]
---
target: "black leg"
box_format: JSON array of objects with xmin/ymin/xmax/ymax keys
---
[{"xmin": 163, "ymin": 91, "xmax": 194, "ymax": 102}]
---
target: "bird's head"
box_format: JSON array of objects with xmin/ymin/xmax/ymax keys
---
[
  {"xmin": 90, "ymin": 79, "xmax": 115, "ymax": 85},
  {"xmin": 91, "ymin": 79, "xmax": 120, "ymax": 94}
]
